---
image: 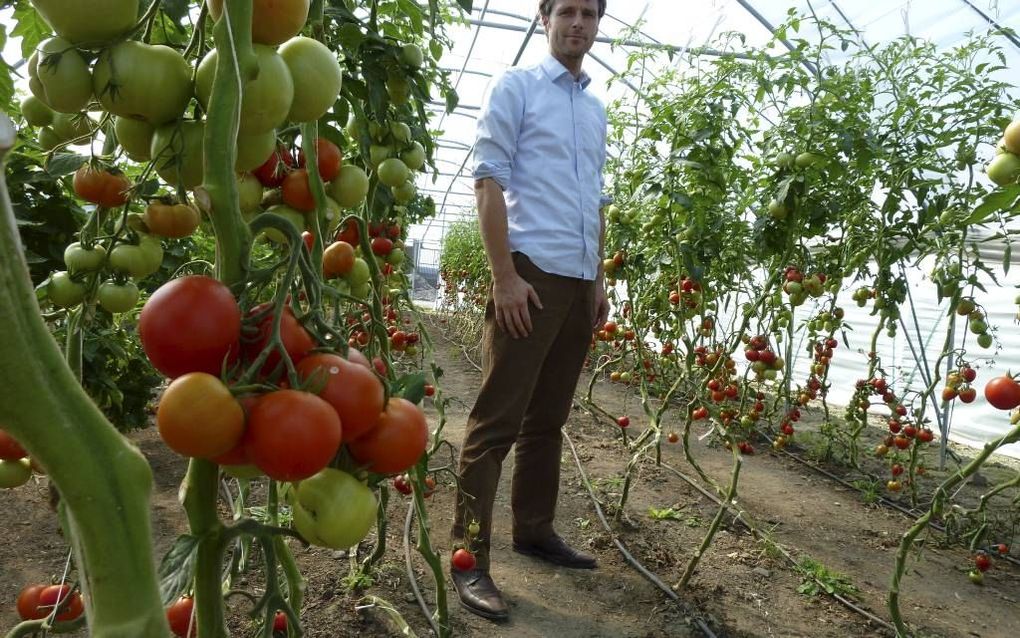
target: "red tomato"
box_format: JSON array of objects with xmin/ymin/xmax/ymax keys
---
[
  {"xmin": 253, "ymin": 145, "xmax": 296, "ymax": 187},
  {"xmin": 301, "ymin": 231, "xmax": 314, "ymax": 252},
  {"xmin": 452, "ymin": 548, "xmax": 476, "ymax": 571},
  {"xmin": 423, "ymin": 384, "xmax": 435, "ymax": 397},
  {"xmin": 335, "ymin": 217, "xmax": 359, "ymax": 245},
  {"xmin": 281, "ymin": 168, "xmax": 316, "ymax": 211},
  {"xmin": 243, "ymin": 303, "xmax": 316, "ymax": 377},
  {"xmin": 298, "ymin": 138, "xmax": 342, "ymax": 182},
  {"xmin": 371, "ymin": 236, "xmax": 393, "ymax": 256},
  {"xmin": 975, "ymin": 553, "xmax": 992, "ymax": 572},
  {"xmin": 296, "ymin": 353, "xmax": 384, "ymax": 441},
  {"xmin": 166, "ymin": 596, "xmax": 196, "ymax": 638},
  {"xmin": 616, "ymin": 416, "xmax": 630, "ymax": 428},
  {"xmin": 0, "ymin": 428, "xmax": 27, "ymax": 461},
  {"xmin": 139, "ymin": 276, "xmax": 241, "ymax": 378},
  {"xmin": 392, "ymin": 474, "xmax": 412, "ymax": 495},
  {"xmin": 984, "ymin": 375, "xmax": 1020, "ymax": 410},
  {"xmin": 273, "ymin": 610, "xmax": 288, "ymax": 632},
  {"xmin": 73, "ymin": 165, "xmax": 131, "ymax": 208},
  {"xmin": 37, "ymin": 584, "xmax": 83, "ymax": 622},
  {"xmin": 347, "ymin": 398, "xmax": 428, "ymax": 474},
  {"xmin": 16, "ymin": 584, "xmax": 46, "ymax": 621},
  {"xmin": 243, "ymin": 390, "xmax": 342, "ymax": 481}
]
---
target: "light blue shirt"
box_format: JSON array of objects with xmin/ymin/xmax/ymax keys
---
[{"xmin": 473, "ymin": 54, "xmax": 608, "ymax": 281}]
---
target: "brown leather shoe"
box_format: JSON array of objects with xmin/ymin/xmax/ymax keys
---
[
  {"xmin": 451, "ymin": 568, "xmax": 509, "ymax": 621},
  {"xmin": 513, "ymin": 535, "xmax": 597, "ymax": 569}
]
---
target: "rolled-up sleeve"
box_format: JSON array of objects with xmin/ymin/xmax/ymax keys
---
[{"xmin": 473, "ymin": 72, "xmax": 524, "ymax": 190}]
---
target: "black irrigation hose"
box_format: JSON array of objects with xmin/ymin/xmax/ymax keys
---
[
  {"xmin": 563, "ymin": 431, "xmax": 719, "ymax": 638},
  {"xmin": 649, "ymin": 455, "xmax": 895, "ymax": 632},
  {"xmin": 757, "ymin": 431, "xmax": 1020, "ymax": 569},
  {"xmin": 403, "ymin": 502, "xmax": 442, "ymax": 637}
]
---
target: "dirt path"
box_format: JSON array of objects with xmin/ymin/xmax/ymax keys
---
[{"xmin": 1, "ymin": 320, "xmax": 1018, "ymax": 637}]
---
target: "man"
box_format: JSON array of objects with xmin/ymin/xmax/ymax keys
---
[{"xmin": 449, "ymin": 0, "xmax": 610, "ymax": 622}]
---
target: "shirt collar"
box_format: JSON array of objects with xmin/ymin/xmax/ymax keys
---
[{"xmin": 541, "ymin": 54, "xmax": 591, "ymax": 89}]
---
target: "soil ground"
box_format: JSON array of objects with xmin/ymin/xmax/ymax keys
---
[{"xmin": 1, "ymin": 317, "xmax": 1018, "ymax": 637}]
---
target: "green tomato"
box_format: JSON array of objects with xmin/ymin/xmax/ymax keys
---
[
  {"xmin": 47, "ymin": 271, "xmax": 86, "ymax": 308},
  {"xmin": 400, "ymin": 44, "xmax": 424, "ymax": 69},
  {"xmin": 986, "ymin": 152, "xmax": 1020, "ymax": 187},
  {"xmin": 30, "ymin": 0, "xmax": 139, "ymax": 46},
  {"xmin": 290, "ymin": 467, "xmax": 377, "ymax": 549},
  {"xmin": 28, "ymin": 37, "xmax": 92, "ymax": 114},
  {"xmin": 37, "ymin": 127, "xmax": 61, "ymax": 151},
  {"xmin": 137, "ymin": 234, "xmax": 164, "ymax": 276},
  {"xmin": 196, "ymin": 44, "xmax": 293, "ymax": 134},
  {"xmin": 775, "ymin": 151, "xmax": 795, "ymax": 168},
  {"xmin": 64, "ymin": 242, "xmax": 107, "ymax": 273},
  {"xmin": 977, "ymin": 333, "xmax": 993, "ymax": 349},
  {"xmin": 0, "ymin": 458, "xmax": 32, "ymax": 489},
  {"xmin": 259, "ymin": 204, "xmax": 306, "ymax": 243},
  {"xmin": 389, "ymin": 121, "xmax": 412, "ymax": 144},
  {"xmin": 329, "ymin": 164, "xmax": 370, "ymax": 208},
  {"xmin": 400, "ymin": 141, "xmax": 426, "ymax": 171},
  {"xmin": 351, "ymin": 281, "xmax": 372, "ymax": 299},
  {"xmin": 236, "ymin": 129, "xmax": 278, "ymax": 172},
  {"xmin": 97, "ymin": 279, "xmax": 139, "ymax": 313},
  {"xmin": 51, "ymin": 112, "xmax": 92, "ymax": 143},
  {"xmin": 387, "ymin": 248, "xmax": 406, "ymax": 267},
  {"xmin": 968, "ymin": 319, "xmax": 988, "ymax": 335},
  {"xmin": 114, "ymin": 116, "xmax": 154, "ymax": 162},
  {"xmin": 795, "ymin": 151, "xmax": 824, "ymax": 169},
  {"xmin": 392, "ymin": 180, "xmax": 416, "ymax": 204},
  {"xmin": 238, "ymin": 172, "xmax": 265, "ymax": 216},
  {"xmin": 20, "ymin": 95, "xmax": 54, "ymax": 127},
  {"xmin": 347, "ymin": 257, "xmax": 371, "ymax": 288},
  {"xmin": 377, "ymin": 158, "xmax": 410, "ymax": 188},
  {"xmin": 278, "ymin": 36, "xmax": 342, "ymax": 123},
  {"xmin": 151, "ymin": 120, "xmax": 205, "ymax": 189},
  {"xmin": 108, "ymin": 244, "xmax": 151, "ymax": 278},
  {"xmin": 767, "ymin": 199, "xmax": 788, "ymax": 219},
  {"xmin": 93, "ymin": 40, "xmax": 193, "ymax": 125},
  {"xmin": 368, "ymin": 144, "xmax": 392, "ymax": 168}
]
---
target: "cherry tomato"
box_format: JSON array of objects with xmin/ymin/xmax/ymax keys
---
[{"xmin": 451, "ymin": 548, "xmax": 476, "ymax": 571}]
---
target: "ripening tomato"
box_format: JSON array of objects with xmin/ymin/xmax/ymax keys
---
[
  {"xmin": 296, "ymin": 353, "xmax": 384, "ymax": 441},
  {"xmin": 73, "ymin": 165, "xmax": 131, "ymax": 208},
  {"xmin": 143, "ymin": 202, "xmax": 200, "ymax": 239},
  {"xmin": 322, "ymin": 240, "xmax": 356, "ymax": 278},
  {"xmin": 139, "ymin": 276, "xmax": 241, "ymax": 378},
  {"xmin": 984, "ymin": 375, "xmax": 1020, "ymax": 410},
  {"xmin": 347, "ymin": 398, "xmax": 428, "ymax": 474},
  {"xmin": 243, "ymin": 390, "xmax": 343, "ymax": 481},
  {"xmin": 166, "ymin": 596, "xmax": 196, "ymax": 638},
  {"xmin": 282, "ymin": 168, "xmax": 316, "ymax": 211},
  {"xmin": 243, "ymin": 303, "xmax": 316, "ymax": 376},
  {"xmin": 157, "ymin": 373, "xmax": 245, "ymax": 458},
  {"xmin": 207, "ymin": 0, "xmax": 309, "ymax": 45},
  {"xmin": 0, "ymin": 429, "xmax": 27, "ymax": 461},
  {"xmin": 298, "ymin": 138, "xmax": 343, "ymax": 182}
]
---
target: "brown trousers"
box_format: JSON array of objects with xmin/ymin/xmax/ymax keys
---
[{"xmin": 452, "ymin": 252, "xmax": 594, "ymax": 571}]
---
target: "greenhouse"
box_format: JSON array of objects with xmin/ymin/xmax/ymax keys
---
[{"xmin": 0, "ymin": 1, "xmax": 1019, "ymax": 637}]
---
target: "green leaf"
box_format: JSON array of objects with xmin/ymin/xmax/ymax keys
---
[
  {"xmin": 392, "ymin": 371, "xmax": 427, "ymax": 404},
  {"xmin": 45, "ymin": 152, "xmax": 88, "ymax": 176},
  {"xmin": 338, "ymin": 22, "xmax": 365, "ymax": 53},
  {"xmin": 12, "ymin": 2, "xmax": 50, "ymax": 60},
  {"xmin": 158, "ymin": 534, "xmax": 200, "ymax": 605},
  {"xmin": 967, "ymin": 185, "xmax": 1020, "ymax": 225},
  {"xmin": 1004, "ymin": 243, "xmax": 1012, "ymax": 275},
  {"xmin": 444, "ymin": 87, "xmax": 459, "ymax": 114},
  {"xmin": 455, "ymin": 0, "xmax": 472, "ymax": 12}
]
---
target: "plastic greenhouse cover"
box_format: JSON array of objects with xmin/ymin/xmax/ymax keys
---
[{"xmin": 419, "ymin": 1, "xmax": 1020, "ymax": 458}]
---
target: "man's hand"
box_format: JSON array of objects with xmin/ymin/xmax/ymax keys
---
[
  {"xmin": 592, "ymin": 280, "xmax": 610, "ymax": 330},
  {"xmin": 493, "ymin": 271, "xmax": 543, "ymax": 339}
]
